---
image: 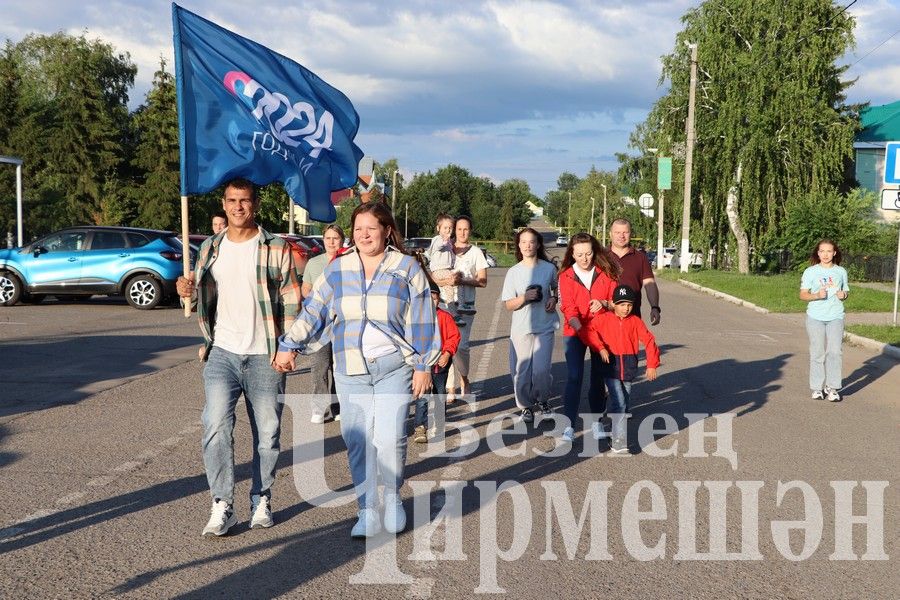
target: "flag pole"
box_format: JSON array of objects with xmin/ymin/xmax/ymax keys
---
[{"xmin": 181, "ymin": 194, "xmax": 191, "ymax": 318}]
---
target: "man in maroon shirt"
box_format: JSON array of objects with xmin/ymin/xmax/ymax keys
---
[{"xmin": 608, "ymin": 218, "xmax": 661, "ymax": 325}]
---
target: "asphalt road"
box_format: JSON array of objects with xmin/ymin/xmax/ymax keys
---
[{"xmin": 0, "ymin": 272, "xmax": 897, "ymax": 599}]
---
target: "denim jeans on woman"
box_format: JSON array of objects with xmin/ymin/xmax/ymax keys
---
[
  {"xmin": 334, "ymin": 351, "xmax": 413, "ymax": 510},
  {"xmin": 562, "ymin": 335, "xmax": 608, "ymax": 430},
  {"xmin": 202, "ymin": 346, "xmax": 285, "ymax": 505}
]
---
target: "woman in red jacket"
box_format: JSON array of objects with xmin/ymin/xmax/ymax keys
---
[{"xmin": 558, "ymin": 233, "xmax": 621, "ymax": 443}]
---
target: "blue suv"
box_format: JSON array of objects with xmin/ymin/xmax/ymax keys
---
[{"xmin": 0, "ymin": 226, "xmax": 194, "ymax": 309}]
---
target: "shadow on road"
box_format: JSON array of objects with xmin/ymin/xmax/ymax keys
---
[{"xmin": 0, "ymin": 334, "xmax": 198, "ymax": 418}]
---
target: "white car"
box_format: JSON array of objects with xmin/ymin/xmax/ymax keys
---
[
  {"xmin": 659, "ymin": 246, "xmax": 703, "ymax": 268},
  {"xmin": 556, "ymin": 235, "xmax": 568, "ymax": 247}
]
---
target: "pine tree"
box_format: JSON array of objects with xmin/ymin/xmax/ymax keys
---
[{"xmin": 131, "ymin": 59, "xmax": 179, "ymax": 230}]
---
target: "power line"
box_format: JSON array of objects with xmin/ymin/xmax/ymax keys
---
[{"xmin": 848, "ymin": 26, "xmax": 900, "ymax": 69}]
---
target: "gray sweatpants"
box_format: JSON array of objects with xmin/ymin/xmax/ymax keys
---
[{"xmin": 508, "ymin": 330, "xmax": 555, "ymax": 409}]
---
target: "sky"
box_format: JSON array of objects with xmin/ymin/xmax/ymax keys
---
[{"xmin": 3, "ymin": 0, "xmax": 899, "ymax": 198}]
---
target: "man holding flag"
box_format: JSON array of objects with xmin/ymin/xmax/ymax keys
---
[
  {"xmin": 172, "ymin": 4, "xmax": 363, "ymax": 535},
  {"xmin": 177, "ymin": 179, "xmax": 301, "ymax": 536}
]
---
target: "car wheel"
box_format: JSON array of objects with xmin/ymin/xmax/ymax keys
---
[
  {"xmin": 0, "ymin": 272, "xmax": 23, "ymax": 306},
  {"xmin": 125, "ymin": 275, "xmax": 162, "ymax": 310}
]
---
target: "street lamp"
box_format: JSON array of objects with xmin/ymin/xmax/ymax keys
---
[
  {"xmin": 600, "ymin": 183, "xmax": 607, "ymax": 246},
  {"xmin": 680, "ymin": 42, "xmax": 698, "ymax": 273}
]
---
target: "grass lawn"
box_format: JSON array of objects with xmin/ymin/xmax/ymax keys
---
[
  {"xmin": 657, "ymin": 269, "xmax": 896, "ymax": 313},
  {"xmin": 846, "ymin": 324, "xmax": 900, "ymax": 347}
]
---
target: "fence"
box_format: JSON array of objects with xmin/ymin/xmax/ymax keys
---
[{"xmin": 843, "ymin": 253, "xmax": 897, "ymax": 282}]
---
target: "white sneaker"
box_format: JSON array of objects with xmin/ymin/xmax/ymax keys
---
[
  {"xmin": 250, "ymin": 494, "xmax": 274, "ymax": 529},
  {"xmin": 351, "ymin": 508, "xmax": 381, "ymax": 538},
  {"xmin": 592, "ymin": 421, "xmax": 607, "ymax": 440},
  {"xmin": 561, "ymin": 427, "xmax": 575, "ymax": 443},
  {"xmin": 811, "ymin": 390, "xmax": 825, "ymax": 400},
  {"xmin": 824, "ymin": 386, "xmax": 841, "ymax": 402},
  {"xmin": 202, "ymin": 499, "xmax": 237, "ymax": 537},
  {"xmin": 310, "ymin": 412, "xmax": 326, "ymax": 424},
  {"xmin": 382, "ymin": 492, "xmax": 407, "ymax": 534}
]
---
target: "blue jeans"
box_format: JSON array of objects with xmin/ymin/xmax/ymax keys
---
[
  {"xmin": 604, "ymin": 378, "xmax": 632, "ymax": 439},
  {"xmin": 806, "ymin": 316, "xmax": 843, "ymax": 391},
  {"xmin": 334, "ymin": 351, "xmax": 413, "ymax": 510},
  {"xmin": 202, "ymin": 347, "xmax": 285, "ymax": 505},
  {"xmin": 415, "ymin": 361, "xmax": 451, "ymax": 428},
  {"xmin": 562, "ymin": 335, "xmax": 608, "ymax": 428}
]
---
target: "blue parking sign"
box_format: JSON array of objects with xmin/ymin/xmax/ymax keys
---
[{"xmin": 884, "ymin": 142, "xmax": 900, "ymax": 185}]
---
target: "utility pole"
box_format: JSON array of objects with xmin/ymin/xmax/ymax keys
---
[
  {"xmin": 657, "ymin": 189, "xmax": 665, "ymax": 271},
  {"xmin": 567, "ymin": 191, "xmax": 572, "ymax": 234},
  {"xmin": 600, "ymin": 183, "xmax": 607, "ymax": 246},
  {"xmin": 404, "ymin": 201, "xmax": 409, "ymax": 238},
  {"xmin": 680, "ymin": 41, "xmax": 698, "ymax": 273},
  {"xmin": 590, "ymin": 197, "xmax": 595, "ymax": 239},
  {"xmin": 391, "ymin": 169, "xmax": 397, "ymax": 213}
]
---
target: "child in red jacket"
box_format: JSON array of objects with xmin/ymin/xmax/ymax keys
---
[
  {"xmin": 590, "ymin": 284, "xmax": 660, "ymax": 453},
  {"xmin": 414, "ymin": 284, "xmax": 461, "ymax": 443}
]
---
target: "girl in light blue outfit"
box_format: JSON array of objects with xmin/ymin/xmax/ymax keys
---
[{"xmin": 799, "ymin": 239, "xmax": 849, "ymax": 402}]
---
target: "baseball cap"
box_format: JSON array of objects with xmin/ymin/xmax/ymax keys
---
[{"xmin": 612, "ymin": 284, "xmax": 638, "ymax": 305}]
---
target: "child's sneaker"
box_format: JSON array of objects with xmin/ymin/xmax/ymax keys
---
[
  {"xmin": 413, "ymin": 425, "xmax": 427, "ymax": 443},
  {"xmin": 811, "ymin": 389, "xmax": 825, "ymax": 401},
  {"xmin": 823, "ymin": 386, "xmax": 841, "ymax": 402}
]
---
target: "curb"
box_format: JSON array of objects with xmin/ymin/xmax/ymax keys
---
[
  {"xmin": 677, "ymin": 279, "xmax": 900, "ymax": 361},
  {"xmin": 677, "ymin": 279, "xmax": 770, "ymax": 314}
]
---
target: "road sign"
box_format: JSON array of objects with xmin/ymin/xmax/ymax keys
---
[
  {"xmin": 640, "ymin": 208, "xmax": 654, "ymax": 218},
  {"xmin": 882, "ymin": 188, "xmax": 900, "ymax": 210},
  {"xmin": 638, "ymin": 193, "xmax": 654, "ymax": 208},
  {"xmin": 658, "ymin": 157, "xmax": 672, "ymax": 190},
  {"xmin": 884, "ymin": 142, "xmax": 900, "ymax": 185}
]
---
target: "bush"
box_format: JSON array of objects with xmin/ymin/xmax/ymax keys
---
[{"xmin": 777, "ymin": 188, "xmax": 889, "ymax": 269}]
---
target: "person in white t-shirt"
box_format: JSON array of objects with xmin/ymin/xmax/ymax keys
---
[
  {"xmin": 430, "ymin": 215, "xmax": 489, "ymax": 402},
  {"xmin": 177, "ymin": 179, "xmax": 302, "ymax": 538},
  {"xmin": 501, "ymin": 227, "xmax": 559, "ymax": 424}
]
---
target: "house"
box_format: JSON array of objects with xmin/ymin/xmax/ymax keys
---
[
  {"xmin": 525, "ymin": 200, "xmax": 544, "ymax": 218},
  {"xmin": 854, "ymin": 100, "xmax": 900, "ymax": 193}
]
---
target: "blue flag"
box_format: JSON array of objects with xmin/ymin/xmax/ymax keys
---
[{"xmin": 172, "ymin": 3, "xmax": 363, "ymax": 222}]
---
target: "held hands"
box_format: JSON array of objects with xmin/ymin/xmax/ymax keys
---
[
  {"xmin": 544, "ymin": 297, "xmax": 557, "ymax": 312},
  {"xmin": 588, "ymin": 299, "xmax": 604, "ymax": 314},
  {"xmin": 646, "ymin": 367, "xmax": 658, "ymax": 381},
  {"xmin": 412, "ymin": 370, "xmax": 432, "ymax": 399},
  {"xmin": 437, "ymin": 351, "xmax": 451, "ymax": 368},
  {"xmin": 176, "ymin": 272, "xmax": 195, "ymax": 298},
  {"xmin": 273, "ymin": 350, "xmax": 297, "ymax": 373}
]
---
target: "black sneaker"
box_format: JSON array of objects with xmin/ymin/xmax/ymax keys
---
[
  {"xmin": 537, "ymin": 401, "xmax": 552, "ymax": 415},
  {"xmin": 520, "ymin": 407, "xmax": 534, "ymax": 424}
]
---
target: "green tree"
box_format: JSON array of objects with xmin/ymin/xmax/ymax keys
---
[
  {"xmin": 544, "ymin": 172, "xmax": 580, "ymax": 226},
  {"xmin": 131, "ymin": 59, "xmax": 178, "ymax": 229},
  {"xmin": 4, "ymin": 33, "xmax": 136, "ymax": 234},
  {"xmin": 632, "ymin": 0, "xmax": 857, "ymax": 272}
]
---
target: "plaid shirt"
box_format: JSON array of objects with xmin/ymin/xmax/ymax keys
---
[
  {"xmin": 278, "ymin": 246, "xmax": 441, "ymax": 375},
  {"xmin": 193, "ymin": 227, "xmax": 301, "ymax": 362}
]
